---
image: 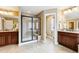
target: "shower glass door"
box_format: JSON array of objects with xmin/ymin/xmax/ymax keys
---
[
  {"xmin": 33, "ymin": 18, "xmax": 39, "ymax": 40},
  {"xmin": 21, "ymin": 16, "xmax": 33, "ymax": 42},
  {"xmin": 21, "ymin": 15, "xmax": 39, "ymax": 43}
]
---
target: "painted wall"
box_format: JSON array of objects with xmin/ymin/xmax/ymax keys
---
[
  {"xmin": 38, "ymin": 9, "xmax": 57, "ymax": 42},
  {"xmin": 38, "ymin": 11, "xmax": 44, "ymax": 40},
  {"xmin": 57, "ymin": 9, "xmax": 64, "ymax": 30}
]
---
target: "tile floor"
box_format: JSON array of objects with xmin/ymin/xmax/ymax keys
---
[{"xmin": 0, "ymin": 39, "xmax": 76, "ymax": 53}]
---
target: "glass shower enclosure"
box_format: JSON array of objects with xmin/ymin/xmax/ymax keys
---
[{"xmin": 21, "ymin": 15, "xmax": 39, "ymax": 42}]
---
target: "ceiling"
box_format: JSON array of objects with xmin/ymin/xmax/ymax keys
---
[
  {"xmin": 21, "ymin": 6, "xmax": 59, "ymax": 15},
  {"xmin": 0, "ymin": 6, "xmax": 19, "ymax": 12},
  {"xmin": 0, "ymin": 6, "xmax": 72, "ymax": 14}
]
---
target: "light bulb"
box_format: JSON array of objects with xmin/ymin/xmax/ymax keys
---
[
  {"xmin": 4, "ymin": 11, "xmax": 8, "ymax": 15},
  {"xmin": 73, "ymin": 7, "xmax": 78, "ymax": 11},
  {"xmin": 8, "ymin": 12, "xmax": 14, "ymax": 15},
  {"xmin": 68, "ymin": 9, "xmax": 72, "ymax": 13},
  {"xmin": 64, "ymin": 10, "xmax": 68, "ymax": 14},
  {"xmin": 0, "ymin": 11, "xmax": 3, "ymax": 14}
]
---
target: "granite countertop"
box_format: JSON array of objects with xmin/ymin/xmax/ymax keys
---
[
  {"xmin": 58, "ymin": 30, "xmax": 79, "ymax": 34},
  {"xmin": 0, "ymin": 30, "xmax": 18, "ymax": 32}
]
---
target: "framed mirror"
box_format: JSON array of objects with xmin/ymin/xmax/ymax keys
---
[{"xmin": 4, "ymin": 20, "xmax": 13, "ymax": 31}]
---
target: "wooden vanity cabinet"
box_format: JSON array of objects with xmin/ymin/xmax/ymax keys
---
[
  {"xmin": 0, "ymin": 33, "xmax": 6, "ymax": 46},
  {"xmin": 11, "ymin": 32, "xmax": 18, "ymax": 44},
  {"xmin": 58, "ymin": 31, "xmax": 79, "ymax": 52},
  {"xmin": 0, "ymin": 31, "xmax": 18, "ymax": 46},
  {"xmin": 5, "ymin": 32, "xmax": 12, "ymax": 45}
]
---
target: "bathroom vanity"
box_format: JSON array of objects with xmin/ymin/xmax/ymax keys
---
[
  {"xmin": 0, "ymin": 16, "xmax": 19, "ymax": 46},
  {"xmin": 0, "ymin": 31, "xmax": 18, "ymax": 46},
  {"xmin": 0, "ymin": 7, "xmax": 19, "ymax": 47},
  {"xmin": 58, "ymin": 31, "xmax": 79, "ymax": 52}
]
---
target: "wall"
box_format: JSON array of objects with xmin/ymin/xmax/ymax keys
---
[
  {"xmin": 37, "ymin": 11, "xmax": 44, "ymax": 40},
  {"xmin": 57, "ymin": 8, "xmax": 64, "ymax": 30},
  {"xmin": 38, "ymin": 9, "xmax": 57, "ymax": 42}
]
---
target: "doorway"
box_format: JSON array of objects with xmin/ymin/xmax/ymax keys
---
[
  {"xmin": 45, "ymin": 13, "xmax": 57, "ymax": 44},
  {"xmin": 21, "ymin": 15, "xmax": 39, "ymax": 43}
]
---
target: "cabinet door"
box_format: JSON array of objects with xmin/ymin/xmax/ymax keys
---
[
  {"xmin": 58, "ymin": 33, "xmax": 64, "ymax": 44},
  {"xmin": 5, "ymin": 33, "xmax": 12, "ymax": 45},
  {"xmin": 67, "ymin": 36, "xmax": 77, "ymax": 51},
  {"xmin": 58, "ymin": 32, "xmax": 78, "ymax": 52},
  {"xmin": 0, "ymin": 34, "xmax": 5, "ymax": 46},
  {"xmin": 11, "ymin": 32, "xmax": 18, "ymax": 44}
]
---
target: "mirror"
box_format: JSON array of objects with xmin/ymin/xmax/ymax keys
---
[
  {"xmin": 69, "ymin": 22, "xmax": 74, "ymax": 30},
  {"xmin": 4, "ymin": 20, "xmax": 13, "ymax": 31},
  {"xmin": 3, "ymin": 18, "xmax": 18, "ymax": 31}
]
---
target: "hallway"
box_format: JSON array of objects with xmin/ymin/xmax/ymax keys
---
[{"xmin": 0, "ymin": 39, "xmax": 75, "ymax": 53}]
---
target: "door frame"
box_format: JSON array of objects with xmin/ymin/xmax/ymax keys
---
[
  {"xmin": 21, "ymin": 15, "xmax": 34, "ymax": 43},
  {"xmin": 21, "ymin": 15, "xmax": 39, "ymax": 43},
  {"xmin": 44, "ymin": 13, "xmax": 58, "ymax": 44}
]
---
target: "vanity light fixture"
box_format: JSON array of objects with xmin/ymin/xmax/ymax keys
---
[
  {"xmin": 8, "ymin": 12, "xmax": 14, "ymax": 16},
  {"xmin": 73, "ymin": 7, "xmax": 78, "ymax": 12},
  {"xmin": 64, "ymin": 9, "xmax": 72, "ymax": 14},
  {"xmin": 67, "ymin": 9, "xmax": 72, "ymax": 13},
  {"xmin": 63, "ymin": 7, "xmax": 78, "ymax": 15},
  {"xmin": 63, "ymin": 10, "xmax": 68, "ymax": 14},
  {"xmin": 4, "ymin": 11, "xmax": 8, "ymax": 15},
  {"xmin": 0, "ymin": 10, "xmax": 14, "ymax": 16},
  {"xmin": 0, "ymin": 11, "xmax": 4, "ymax": 14}
]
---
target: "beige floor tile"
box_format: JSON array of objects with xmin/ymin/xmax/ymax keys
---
[{"xmin": 0, "ymin": 39, "xmax": 76, "ymax": 53}]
